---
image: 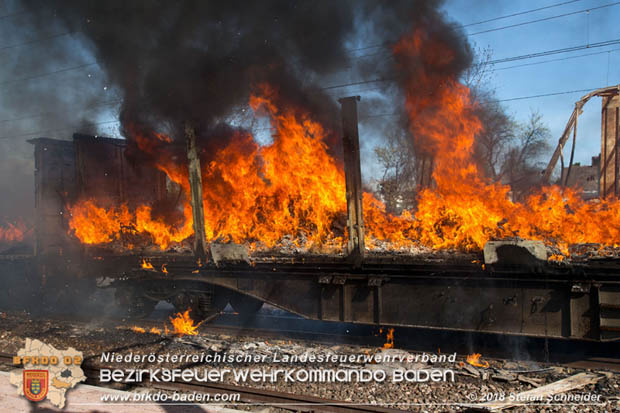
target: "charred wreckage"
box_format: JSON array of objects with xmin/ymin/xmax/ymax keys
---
[{"xmin": 1, "ymin": 90, "xmax": 620, "ymax": 344}]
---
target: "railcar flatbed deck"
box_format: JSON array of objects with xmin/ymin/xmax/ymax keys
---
[{"xmin": 67, "ymin": 246, "xmax": 620, "ymax": 343}]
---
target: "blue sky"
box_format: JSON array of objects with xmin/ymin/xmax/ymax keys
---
[{"xmin": 445, "ymin": 0, "xmax": 620, "ymax": 166}]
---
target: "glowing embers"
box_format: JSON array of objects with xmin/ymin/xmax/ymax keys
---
[
  {"xmin": 0, "ymin": 219, "xmax": 30, "ymax": 243},
  {"xmin": 122, "ymin": 326, "xmax": 161, "ymax": 335}
]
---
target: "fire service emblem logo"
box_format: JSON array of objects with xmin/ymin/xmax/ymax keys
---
[{"xmin": 23, "ymin": 370, "xmax": 49, "ymax": 402}]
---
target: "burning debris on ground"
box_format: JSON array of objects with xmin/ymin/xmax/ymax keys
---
[{"xmin": 0, "ymin": 310, "xmax": 618, "ymax": 412}]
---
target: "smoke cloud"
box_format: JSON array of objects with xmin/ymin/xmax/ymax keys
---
[{"xmin": 2, "ymin": 0, "xmax": 472, "ymax": 218}]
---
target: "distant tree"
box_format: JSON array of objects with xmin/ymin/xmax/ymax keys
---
[
  {"xmin": 472, "ymin": 99, "xmax": 516, "ymax": 181},
  {"xmin": 374, "ymin": 130, "xmax": 416, "ymax": 214},
  {"xmin": 373, "ymin": 48, "xmax": 551, "ymax": 208},
  {"xmin": 500, "ymin": 111, "xmax": 551, "ymax": 198},
  {"xmin": 463, "ymin": 46, "xmax": 517, "ymax": 182}
]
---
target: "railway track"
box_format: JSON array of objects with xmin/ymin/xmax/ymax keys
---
[
  {"xmin": 7, "ymin": 308, "xmax": 620, "ymax": 373},
  {"xmin": 1, "ymin": 309, "xmax": 618, "ymax": 412},
  {"xmin": 209, "ymin": 313, "xmax": 620, "ymax": 373}
]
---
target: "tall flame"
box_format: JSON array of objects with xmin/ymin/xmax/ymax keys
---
[
  {"xmin": 389, "ymin": 28, "xmax": 620, "ymax": 253},
  {"xmin": 382, "ymin": 327, "xmax": 395, "ymax": 349},
  {"xmin": 68, "ymin": 86, "xmax": 347, "ymax": 250}
]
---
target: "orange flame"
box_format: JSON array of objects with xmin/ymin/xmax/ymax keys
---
[
  {"xmin": 149, "ymin": 327, "xmax": 162, "ymax": 335},
  {"xmin": 130, "ymin": 326, "xmax": 146, "ymax": 333},
  {"xmin": 68, "ymin": 86, "xmax": 347, "ymax": 251},
  {"xmin": 385, "ymin": 28, "xmax": 620, "ymax": 253},
  {"xmin": 68, "ymin": 200, "xmax": 193, "ymax": 250},
  {"xmin": 466, "ymin": 353, "xmax": 489, "ymax": 368},
  {"xmin": 383, "ymin": 328, "xmax": 395, "ymax": 349},
  {"xmin": 141, "ymin": 258, "xmax": 154, "ymax": 270},
  {"xmin": 0, "ymin": 219, "xmax": 29, "ymax": 243},
  {"xmin": 65, "ymin": 30, "xmax": 620, "ymax": 255},
  {"xmin": 548, "ymin": 254, "xmax": 565, "ymax": 263},
  {"xmin": 169, "ymin": 310, "xmax": 202, "ymax": 336}
]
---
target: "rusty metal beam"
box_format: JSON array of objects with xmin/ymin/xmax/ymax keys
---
[
  {"xmin": 563, "ymin": 113, "xmax": 578, "ymax": 187},
  {"xmin": 603, "ymin": 104, "xmax": 608, "ymax": 198},
  {"xmin": 616, "ymin": 107, "xmax": 619, "ymax": 197},
  {"xmin": 543, "ymin": 85, "xmax": 620, "ymax": 185},
  {"xmin": 338, "ymin": 96, "xmax": 364, "ymax": 266},
  {"xmin": 543, "ymin": 109, "xmax": 577, "ymax": 184},
  {"xmin": 185, "ymin": 123, "xmax": 208, "ymax": 259},
  {"xmin": 599, "ymin": 95, "xmax": 620, "ymax": 198}
]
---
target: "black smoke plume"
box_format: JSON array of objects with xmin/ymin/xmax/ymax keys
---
[{"xmin": 2, "ymin": 0, "xmax": 472, "ymax": 218}]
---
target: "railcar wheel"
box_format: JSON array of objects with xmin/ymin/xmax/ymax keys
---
[
  {"xmin": 115, "ymin": 287, "xmax": 156, "ymax": 319},
  {"xmin": 171, "ymin": 290, "xmax": 221, "ymax": 322},
  {"xmin": 229, "ymin": 292, "xmax": 264, "ymax": 318}
]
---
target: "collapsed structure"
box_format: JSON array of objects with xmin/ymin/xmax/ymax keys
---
[{"xmin": 544, "ymin": 85, "xmax": 620, "ymax": 198}]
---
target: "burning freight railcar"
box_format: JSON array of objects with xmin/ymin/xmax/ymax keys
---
[
  {"xmin": 18, "ymin": 83, "xmax": 620, "ymax": 342},
  {"xmin": 39, "ymin": 28, "xmax": 620, "ymax": 259},
  {"xmin": 60, "ymin": 86, "xmax": 620, "ymax": 258},
  {"xmin": 31, "ymin": 134, "xmax": 169, "ymax": 256},
  {"xmin": 1, "ymin": 1, "xmax": 619, "ymax": 343}
]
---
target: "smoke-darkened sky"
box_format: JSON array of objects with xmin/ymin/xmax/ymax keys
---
[
  {"xmin": 1, "ymin": 0, "xmax": 467, "ymax": 219},
  {"xmin": 1, "ymin": 0, "xmax": 618, "ymax": 220}
]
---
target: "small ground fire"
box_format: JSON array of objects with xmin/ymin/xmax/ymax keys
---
[{"xmin": 169, "ymin": 310, "xmax": 202, "ymax": 336}]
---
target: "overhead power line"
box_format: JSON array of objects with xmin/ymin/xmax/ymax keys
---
[
  {"xmin": 463, "ymin": 0, "xmax": 583, "ymax": 27},
  {"xmin": 0, "ymin": 62, "xmax": 97, "ymax": 88},
  {"xmin": 347, "ymin": 42, "xmax": 393, "ymax": 53},
  {"xmin": 323, "ymin": 38, "xmax": 620, "ymax": 91},
  {"xmin": 469, "ymin": 1, "xmax": 620, "ymax": 36},
  {"xmin": 321, "ymin": 78, "xmax": 393, "ymax": 91},
  {"xmin": 489, "ymin": 38, "xmax": 620, "ymax": 64},
  {"xmin": 0, "ymin": 10, "xmax": 28, "ymax": 19},
  {"xmin": 358, "ymin": 87, "xmax": 600, "ymax": 119},
  {"xmin": 346, "ymin": 0, "xmax": 585, "ymax": 53},
  {"xmin": 0, "ymin": 31, "xmax": 75, "ymax": 52},
  {"xmin": 488, "ymin": 87, "xmax": 597, "ymax": 103},
  {"xmin": 0, "ymin": 99, "xmax": 122, "ymax": 125},
  {"xmin": 0, "ymin": 120, "xmax": 121, "ymax": 141},
  {"xmin": 492, "ymin": 47, "xmax": 620, "ymax": 71},
  {"xmin": 347, "ymin": 0, "xmax": 591, "ymax": 52}
]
